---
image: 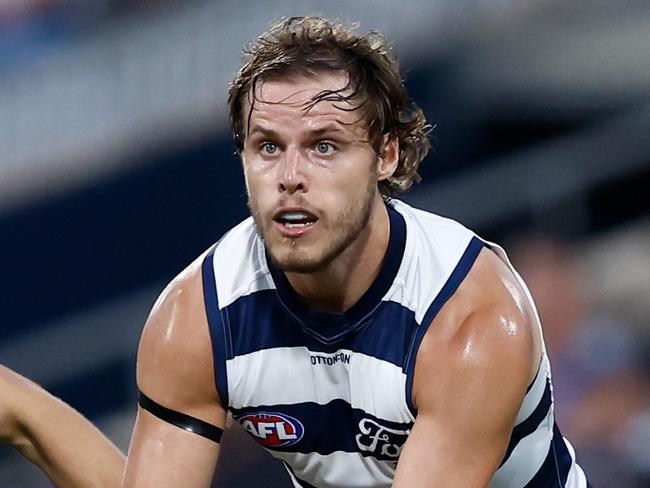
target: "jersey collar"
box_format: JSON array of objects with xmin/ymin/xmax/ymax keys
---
[{"xmin": 266, "ymin": 203, "xmax": 406, "ymax": 344}]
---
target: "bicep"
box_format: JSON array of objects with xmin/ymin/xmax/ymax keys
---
[
  {"xmin": 124, "ymin": 408, "xmax": 220, "ymax": 488},
  {"xmin": 124, "ymin": 262, "xmax": 227, "ymax": 486},
  {"xmin": 393, "ymin": 249, "xmax": 537, "ymax": 487}
]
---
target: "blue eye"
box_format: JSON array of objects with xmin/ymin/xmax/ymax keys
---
[
  {"xmin": 261, "ymin": 142, "xmax": 278, "ymax": 155},
  {"xmin": 316, "ymin": 142, "xmax": 335, "ymax": 155}
]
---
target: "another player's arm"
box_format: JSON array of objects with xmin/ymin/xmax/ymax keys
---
[
  {"xmin": 0, "ymin": 364, "xmax": 125, "ymax": 488},
  {"xmin": 123, "ymin": 258, "xmax": 226, "ymax": 488},
  {"xmin": 393, "ymin": 248, "xmax": 541, "ymax": 488}
]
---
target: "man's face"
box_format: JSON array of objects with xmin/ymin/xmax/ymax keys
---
[{"xmin": 241, "ymin": 72, "xmax": 384, "ymax": 273}]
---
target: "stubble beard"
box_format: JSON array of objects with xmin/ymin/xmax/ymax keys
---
[{"xmin": 248, "ymin": 182, "xmax": 377, "ymax": 274}]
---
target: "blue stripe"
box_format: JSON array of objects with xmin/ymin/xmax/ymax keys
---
[
  {"xmin": 552, "ymin": 423, "xmax": 572, "ymax": 486},
  {"xmin": 500, "ymin": 378, "xmax": 552, "ymax": 467},
  {"xmin": 524, "ymin": 423, "xmax": 574, "ymax": 487},
  {"xmin": 226, "ymin": 292, "xmax": 417, "ymax": 368},
  {"xmin": 231, "ymin": 399, "xmax": 413, "ymax": 461},
  {"xmin": 201, "ymin": 245, "xmax": 230, "ymax": 408},
  {"xmin": 403, "ymin": 236, "xmax": 485, "ymax": 414}
]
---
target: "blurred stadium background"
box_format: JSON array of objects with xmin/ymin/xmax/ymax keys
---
[{"xmin": 1, "ymin": 0, "xmax": 649, "ymax": 486}]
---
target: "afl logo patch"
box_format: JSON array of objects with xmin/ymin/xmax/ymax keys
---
[{"xmin": 238, "ymin": 412, "xmax": 304, "ymax": 447}]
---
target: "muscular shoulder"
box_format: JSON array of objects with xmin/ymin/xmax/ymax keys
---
[
  {"xmin": 140, "ymin": 253, "xmax": 207, "ymax": 353},
  {"xmin": 413, "ymin": 246, "xmax": 540, "ymax": 412},
  {"xmin": 137, "ymin": 250, "xmax": 222, "ymax": 419}
]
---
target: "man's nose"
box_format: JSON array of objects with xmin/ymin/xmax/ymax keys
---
[{"xmin": 278, "ymin": 146, "xmax": 308, "ymax": 194}]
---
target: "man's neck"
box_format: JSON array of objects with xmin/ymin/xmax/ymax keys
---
[{"xmin": 284, "ymin": 198, "xmax": 391, "ymax": 312}]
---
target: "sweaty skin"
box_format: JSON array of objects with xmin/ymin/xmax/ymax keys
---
[
  {"xmin": 0, "ymin": 365, "xmax": 125, "ymax": 488},
  {"xmin": 243, "ymin": 72, "xmax": 399, "ymax": 311},
  {"xmin": 393, "ymin": 249, "xmax": 543, "ymax": 487},
  {"xmin": 124, "ymin": 72, "xmax": 400, "ymax": 487},
  {"xmin": 123, "ymin": 256, "xmax": 225, "ymax": 488},
  {"xmin": 124, "ymin": 73, "xmax": 542, "ymax": 487}
]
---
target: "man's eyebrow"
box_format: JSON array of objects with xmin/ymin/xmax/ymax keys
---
[
  {"xmin": 248, "ymin": 124, "xmax": 351, "ymax": 140},
  {"xmin": 248, "ymin": 126, "xmax": 278, "ymax": 139},
  {"xmin": 308, "ymin": 124, "xmax": 348, "ymax": 137}
]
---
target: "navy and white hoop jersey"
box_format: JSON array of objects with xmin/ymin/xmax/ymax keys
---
[{"xmin": 201, "ymin": 199, "xmax": 589, "ymax": 487}]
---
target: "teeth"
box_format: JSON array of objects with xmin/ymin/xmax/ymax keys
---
[
  {"xmin": 285, "ymin": 221, "xmax": 313, "ymax": 228},
  {"xmin": 281, "ymin": 211, "xmax": 311, "ymax": 222}
]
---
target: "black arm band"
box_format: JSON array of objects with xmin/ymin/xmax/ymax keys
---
[{"xmin": 138, "ymin": 390, "xmax": 223, "ymax": 444}]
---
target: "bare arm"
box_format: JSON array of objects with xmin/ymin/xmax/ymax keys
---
[
  {"xmin": 0, "ymin": 365, "xmax": 125, "ymax": 488},
  {"xmin": 393, "ymin": 248, "xmax": 541, "ymax": 487},
  {"xmin": 123, "ymin": 257, "xmax": 226, "ymax": 487}
]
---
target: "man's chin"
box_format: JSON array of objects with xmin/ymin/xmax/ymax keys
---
[
  {"xmin": 269, "ymin": 253, "xmax": 329, "ymax": 274},
  {"xmin": 267, "ymin": 242, "xmax": 338, "ymax": 274}
]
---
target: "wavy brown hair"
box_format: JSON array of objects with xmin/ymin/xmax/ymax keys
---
[{"xmin": 228, "ymin": 16, "xmax": 431, "ymax": 196}]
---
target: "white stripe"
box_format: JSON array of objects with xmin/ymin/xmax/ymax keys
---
[
  {"xmin": 515, "ymin": 355, "xmax": 549, "ymax": 425},
  {"xmin": 573, "ymin": 464, "xmax": 588, "ymax": 488},
  {"xmin": 271, "ymin": 451, "xmax": 394, "ymax": 488},
  {"xmin": 226, "ymin": 347, "xmax": 413, "ymax": 423},
  {"xmin": 564, "ymin": 437, "xmax": 589, "ymax": 488},
  {"xmin": 488, "ymin": 406, "xmax": 554, "ymax": 488},
  {"xmin": 349, "ymin": 352, "xmax": 415, "ymax": 423},
  {"xmin": 389, "ymin": 200, "xmax": 475, "ymax": 324},
  {"xmin": 212, "ymin": 218, "xmax": 276, "ymax": 309}
]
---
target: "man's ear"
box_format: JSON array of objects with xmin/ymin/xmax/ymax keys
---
[{"xmin": 376, "ymin": 134, "xmax": 399, "ymax": 181}]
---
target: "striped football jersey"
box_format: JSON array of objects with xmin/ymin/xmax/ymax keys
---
[{"xmin": 201, "ymin": 199, "xmax": 589, "ymax": 487}]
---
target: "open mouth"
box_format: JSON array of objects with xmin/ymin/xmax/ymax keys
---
[{"xmin": 273, "ymin": 210, "xmax": 318, "ymax": 230}]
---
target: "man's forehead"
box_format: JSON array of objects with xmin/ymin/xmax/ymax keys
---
[
  {"xmin": 245, "ymin": 73, "xmax": 363, "ymax": 121},
  {"xmin": 254, "ymin": 71, "xmax": 349, "ymax": 102}
]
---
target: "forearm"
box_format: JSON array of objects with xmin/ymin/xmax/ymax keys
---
[
  {"xmin": 393, "ymin": 419, "xmax": 500, "ymax": 488},
  {"xmin": 1, "ymin": 366, "xmax": 125, "ymax": 488}
]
